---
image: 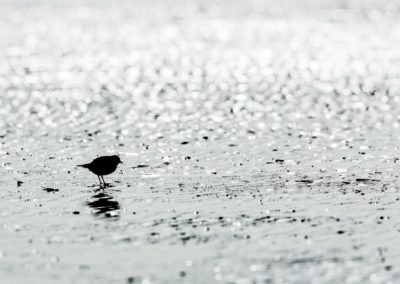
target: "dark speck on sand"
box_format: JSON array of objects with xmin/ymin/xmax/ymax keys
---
[{"xmin": 42, "ymin": 187, "xmax": 59, "ymax": 193}]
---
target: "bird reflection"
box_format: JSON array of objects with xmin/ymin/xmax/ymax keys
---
[{"xmin": 86, "ymin": 191, "xmax": 120, "ymax": 219}]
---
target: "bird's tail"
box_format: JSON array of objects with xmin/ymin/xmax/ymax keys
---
[{"xmin": 77, "ymin": 164, "xmax": 90, "ymax": 168}]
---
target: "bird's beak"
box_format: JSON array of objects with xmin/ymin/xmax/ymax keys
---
[{"xmin": 120, "ymin": 161, "xmax": 123, "ymax": 164}]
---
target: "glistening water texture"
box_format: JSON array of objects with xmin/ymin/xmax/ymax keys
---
[{"xmin": 2, "ymin": 0, "xmax": 400, "ymax": 283}]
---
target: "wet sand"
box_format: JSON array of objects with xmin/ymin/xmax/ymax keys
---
[{"xmin": 2, "ymin": 1, "xmax": 400, "ymax": 283}]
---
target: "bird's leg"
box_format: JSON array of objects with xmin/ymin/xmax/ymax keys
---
[
  {"xmin": 101, "ymin": 176, "xmax": 106, "ymax": 186},
  {"xmin": 97, "ymin": 175, "xmax": 102, "ymax": 186}
]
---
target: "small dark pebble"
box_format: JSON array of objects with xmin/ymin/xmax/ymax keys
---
[
  {"xmin": 127, "ymin": 277, "xmax": 136, "ymax": 283},
  {"xmin": 17, "ymin": 181, "xmax": 23, "ymax": 187},
  {"xmin": 42, "ymin": 187, "xmax": 59, "ymax": 193},
  {"xmin": 295, "ymin": 180, "xmax": 313, "ymax": 184},
  {"xmin": 337, "ymin": 230, "xmax": 345, "ymax": 234},
  {"xmin": 185, "ymin": 156, "xmax": 191, "ymax": 160},
  {"xmin": 254, "ymin": 216, "xmax": 271, "ymax": 222},
  {"xmin": 179, "ymin": 271, "xmax": 186, "ymax": 277},
  {"xmin": 181, "ymin": 141, "xmax": 189, "ymax": 145},
  {"xmin": 181, "ymin": 236, "xmax": 193, "ymax": 242},
  {"xmin": 72, "ymin": 211, "xmax": 80, "ymax": 215},
  {"xmin": 132, "ymin": 165, "xmax": 149, "ymax": 169}
]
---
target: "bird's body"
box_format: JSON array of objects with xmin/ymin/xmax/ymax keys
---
[{"xmin": 78, "ymin": 155, "xmax": 122, "ymax": 186}]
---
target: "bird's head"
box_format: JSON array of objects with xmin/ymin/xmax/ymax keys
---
[{"xmin": 111, "ymin": 155, "xmax": 123, "ymax": 164}]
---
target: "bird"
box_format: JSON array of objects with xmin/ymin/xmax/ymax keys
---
[{"xmin": 78, "ymin": 155, "xmax": 122, "ymax": 186}]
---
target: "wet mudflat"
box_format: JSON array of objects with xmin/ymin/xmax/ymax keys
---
[{"xmin": 2, "ymin": 0, "xmax": 400, "ymax": 283}]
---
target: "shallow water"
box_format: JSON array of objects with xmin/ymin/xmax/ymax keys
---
[{"xmin": 2, "ymin": 1, "xmax": 400, "ymax": 283}]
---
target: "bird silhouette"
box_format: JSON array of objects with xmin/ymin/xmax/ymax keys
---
[{"xmin": 78, "ymin": 155, "xmax": 122, "ymax": 186}]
